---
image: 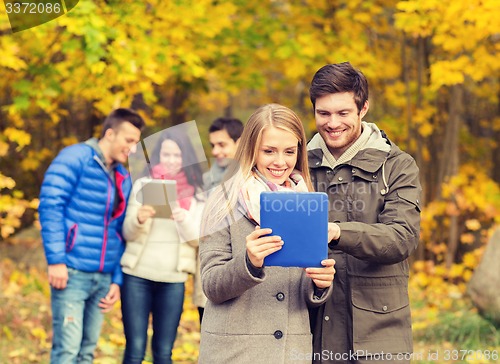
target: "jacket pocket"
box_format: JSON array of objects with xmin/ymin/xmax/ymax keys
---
[
  {"xmin": 351, "ymin": 284, "xmax": 412, "ymax": 353},
  {"xmin": 65, "ymin": 224, "xmax": 78, "ymax": 252},
  {"xmin": 397, "ymin": 188, "xmax": 421, "ymax": 212}
]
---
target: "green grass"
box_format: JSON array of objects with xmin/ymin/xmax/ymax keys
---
[
  {"xmin": 412, "ymin": 301, "xmax": 500, "ymax": 363},
  {"xmin": 415, "ymin": 308, "xmax": 499, "ymax": 349}
]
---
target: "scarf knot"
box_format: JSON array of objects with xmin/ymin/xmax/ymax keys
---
[{"xmin": 240, "ymin": 169, "xmax": 309, "ymax": 224}]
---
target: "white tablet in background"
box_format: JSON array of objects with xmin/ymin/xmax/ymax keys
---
[{"xmin": 139, "ymin": 179, "xmax": 178, "ymax": 219}]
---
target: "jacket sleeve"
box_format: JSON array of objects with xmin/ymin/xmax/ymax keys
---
[
  {"xmin": 302, "ymin": 273, "xmax": 333, "ymax": 308},
  {"xmin": 122, "ymin": 179, "xmax": 152, "ymax": 242},
  {"xmin": 336, "ymin": 155, "xmax": 421, "ymax": 264},
  {"xmin": 112, "ymin": 244, "xmax": 125, "ymax": 285},
  {"xmin": 200, "ymin": 219, "xmax": 265, "ymax": 304},
  {"xmin": 175, "ymin": 195, "xmax": 206, "ymax": 247},
  {"xmin": 39, "ymin": 146, "xmax": 83, "ymax": 265}
]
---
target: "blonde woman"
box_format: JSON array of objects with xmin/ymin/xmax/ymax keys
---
[{"xmin": 199, "ymin": 104, "xmax": 336, "ymax": 363}]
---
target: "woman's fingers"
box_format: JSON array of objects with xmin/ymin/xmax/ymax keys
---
[
  {"xmin": 246, "ymin": 227, "xmax": 283, "ymax": 267},
  {"xmin": 246, "ymin": 227, "xmax": 281, "ymax": 249},
  {"xmin": 249, "ymin": 240, "xmax": 284, "ymax": 254},
  {"xmin": 137, "ymin": 205, "xmax": 156, "ymax": 224},
  {"xmin": 248, "ymin": 227, "xmax": 272, "ymax": 239}
]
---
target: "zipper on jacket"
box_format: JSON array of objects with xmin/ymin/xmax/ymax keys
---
[
  {"xmin": 93, "ymin": 155, "xmax": 127, "ymax": 272},
  {"xmin": 100, "ymin": 178, "xmax": 112, "ymax": 272}
]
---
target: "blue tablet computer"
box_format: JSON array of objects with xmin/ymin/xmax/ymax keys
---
[{"xmin": 260, "ymin": 192, "xmax": 328, "ymax": 268}]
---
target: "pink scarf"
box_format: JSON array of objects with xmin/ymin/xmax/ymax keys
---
[
  {"xmin": 240, "ymin": 169, "xmax": 309, "ymax": 224},
  {"xmin": 151, "ymin": 164, "xmax": 195, "ymax": 211}
]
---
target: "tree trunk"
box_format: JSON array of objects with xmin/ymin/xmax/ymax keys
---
[
  {"xmin": 170, "ymin": 86, "xmax": 189, "ymax": 126},
  {"xmin": 224, "ymin": 94, "xmax": 233, "ymax": 118},
  {"xmin": 439, "ymin": 85, "xmax": 463, "ymax": 268},
  {"xmin": 402, "ymin": 35, "xmax": 425, "ymax": 261},
  {"xmin": 493, "ymin": 86, "xmax": 500, "ymax": 184}
]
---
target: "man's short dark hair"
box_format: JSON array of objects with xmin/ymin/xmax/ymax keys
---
[
  {"xmin": 208, "ymin": 117, "xmax": 244, "ymax": 142},
  {"xmin": 309, "ymin": 62, "xmax": 369, "ymax": 114},
  {"xmin": 100, "ymin": 108, "xmax": 146, "ymax": 138}
]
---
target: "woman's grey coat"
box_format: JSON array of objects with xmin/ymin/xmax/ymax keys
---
[{"xmin": 199, "ymin": 204, "xmax": 332, "ymax": 364}]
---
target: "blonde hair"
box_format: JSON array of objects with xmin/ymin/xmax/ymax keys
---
[{"xmin": 202, "ymin": 104, "xmax": 312, "ymax": 235}]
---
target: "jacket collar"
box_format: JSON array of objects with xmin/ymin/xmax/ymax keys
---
[
  {"xmin": 85, "ymin": 138, "xmax": 122, "ymax": 172},
  {"xmin": 83, "ymin": 139, "xmax": 129, "ymax": 178},
  {"xmin": 308, "ymin": 125, "xmax": 399, "ymax": 173}
]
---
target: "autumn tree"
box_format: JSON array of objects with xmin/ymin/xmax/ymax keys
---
[{"xmin": 0, "ymin": 0, "xmax": 498, "ymax": 270}]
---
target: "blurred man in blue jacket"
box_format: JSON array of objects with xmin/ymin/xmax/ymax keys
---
[{"xmin": 39, "ymin": 108, "xmax": 145, "ymax": 363}]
